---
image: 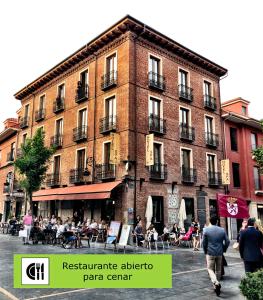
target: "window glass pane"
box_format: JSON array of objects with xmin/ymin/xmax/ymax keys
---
[
  {"xmin": 254, "ymin": 167, "xmax": 261, "ymax": 190},
  {"xmin": 251, "ymin": 133, "xmax": 257, "ymax": 150},
  {"xmin": 230, "ymin": 127, "xmax": 238, "ymax": 151},
  {"xmin": 232, "ymin": 163, "xmax": 240, "ymax": 187}
]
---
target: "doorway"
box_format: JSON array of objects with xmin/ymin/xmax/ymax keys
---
[
  {"xmin": 152, "ymin": 196, "xmax": 164, "ymax": 234},
  {"xmin": 184, "ymin": 198, "xmax": 194, "ymax": 231}
]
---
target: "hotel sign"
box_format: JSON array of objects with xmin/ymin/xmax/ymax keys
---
[
  {"xmin": 110, "ymin": 133, "xmax": 120, "ymax": 164},
  {"xmin": 221, "ymin": 159, "xmax": 230, "ymax": 185},
  {"xmin": 145, "ymin": 134, "xmax": 154, "ymax": 166}
]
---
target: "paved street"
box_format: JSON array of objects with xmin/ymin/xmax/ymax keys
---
[{"xmin": 0, "ymin": 234, "xmax": 245, "ymax": 300}]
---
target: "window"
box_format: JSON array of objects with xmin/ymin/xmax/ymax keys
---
[
  {"xmin": 106, "ymin": 53, "xmax": 117, "ymax": 74},
  {"xmin": 204, "ymin": 81, "xmax": 211, "ymax": 96},
  {"xmin": 205, "ymin": 116, "xmax": 214, "ymax": 133},
  {"xmin": 105, "ymin": 97, "xmax": 116, "ymax": 118},
  {"xmin": 104, "ymin": 142, "xmax": 111, "ymax": 164},
  {"xmin": 153, "ymin": 143, "xmax": 162, "ymax": 165},
  {"xmin": 232, "ymin": 163, "xmax": 241, "ymax": 188},
  {"xmin": 254, "ymin": 167, "xmax": 261, "ymax": 190},
  {"xmin": 58, "ymin": 84, "xmax": 65, "ymax": 100},
  {"xmin": 181, "ymin": 149, "xmax": 191, "ymax": 170},
  {"xmin": 76, "ymin": 149, "xmax": 85, "ymax": 170},
  {"xmin": 24, "ymin": 104, "xmax": 29, "ymax": 118},
  {"xmin": 230, "ymin": 127, "xmax": 238, "ymax": 151},
  {"xmin": 179, "ymin": 69, "xmax": 188, "ymax": 86},
  {"xmin": 80, "ymin": 70, "xmax": 88, "ymax": 87},
  {"xmin": 207, "ymin": 154, "xmax": 216, "ymax": 174},
  {"xmin": 39, "ymin": 95, "xmax": 45, "ymax": 110},
  {"xmin": 251, "ymin": 133, "xmax": 257, "ymax": 150},
  {"xmin": 78, "ymin": 108, "xmax": 87, "ymax": 127},
  {"xmin": 180, "ymin": 107, "xmax": 189, "ymax": 125},
  {"xmin": 149, "ymin": 98, "xmax": 161, "ymax": 117},
  {"xmin": 10, "ymin": 142, "xmax": 15, "ymax": 160},
  {"xmin": 54, "ymin": 156, "xmax": 61, "ymax": 175},
  {"xmin": 22, "ymin": 133, "xmax": 27, "ymax": 145},
  {"xmin": 149, "ymin": 56, "xmax": 160, "ymax": 75},
  {"xmin": 55, "ymin": 119, "xmax": 63, "ymax": 136},
  {"xmin": 242, "ymin": 106, "xmax": 247, "ymax": 115}
]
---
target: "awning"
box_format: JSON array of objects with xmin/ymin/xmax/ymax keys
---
[{"xmin": 32, "ymin": 181, "xmax": 122, "ymax": 201}]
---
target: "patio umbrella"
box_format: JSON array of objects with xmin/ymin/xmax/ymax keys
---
[
  {"xmin": 145, "ymin": 196, "xmax": 153, "ymax": 229},
  {"xmin": 178, "ymin": 198, "xmax": 187, "ymax": 229}
]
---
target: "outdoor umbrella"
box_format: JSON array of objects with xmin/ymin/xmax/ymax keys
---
[
  {"xmin": 145, "ymin": 195, "xmax": 153, "ymax": 229},
  {"xmin": 178, "ymin": 198, "xmax": 187, "ymax": 229}
]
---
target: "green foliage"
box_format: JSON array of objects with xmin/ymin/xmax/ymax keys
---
[
  {"xmin": 14, "ymin": 128, "xmax": 55, "ymax": 208},
  {"xmin": 239, "ymin": 269, "xmax": 263, "ymax": 300},
  {"xmin": 253, "ymin": 146, "xmax": 263, "ymax": 173}
]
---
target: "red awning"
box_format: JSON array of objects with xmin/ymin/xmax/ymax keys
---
[{"xmin": 32, "ymin": 181, "xmax": 122, "ymax": 201}]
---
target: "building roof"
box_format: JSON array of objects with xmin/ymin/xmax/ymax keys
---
[
  {"xmin": 222, "ymin": 111, "xmax": 262, "ymax": 130},
  {"xmin": 14, "ymin": 15, "xmax": 227, "ymax": 100},
  {"xmin": 0, "ymin": 127, "xmax": 18, "ymax": 144},
  {"xmin": 221, "ymin": 97, "xmax": 250, "ymax": 107}
]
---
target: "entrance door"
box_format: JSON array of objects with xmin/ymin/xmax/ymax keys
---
[
  {"xmin": 184, "ymin": 198, "xmax": 194, "ymax": 231},
  {"xmin": 151, "ymin": 196, "xmax": 164, "ymax": 234},
  {"xmin": 101, "ymin": 199, "xmax": 115, "ymax": 223}
]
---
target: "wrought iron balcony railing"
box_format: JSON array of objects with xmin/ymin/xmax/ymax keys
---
[
  {"xmin": 6, "ymin": 152, "xmax": 15, "ymax": 162},
  {"xmin": 204, "ymin": 95, "xmax": 217, "ymax": 110},
  {"xmin": 101, "ymin": 71, "xmax": 117, "ymax": 90},
  {"xmin": 69, "ymin": 168, "xmax": 85, "ymax": 184},
  {"xmin": 208, "ymin": 172, "xmax": 221, "ymax": 186},
  {"xmin": 205, "ymin": 132, "xmax": 219, "ymax": 148},
  {"xmin": 148, "ymin": 72, "xmax": 165, "ymax": 91},
  {"xmin": 96, "ymin": 163, "xmax": 116, "ymax": 180},
  {"xmin": 149, "ymin": 115, "xmax": 166, "ymax": 135},
  {"xmin": 181, "ymin": 167, "xmax": 197, "ymax": 183},
  {"xmin": 178, "ymin": 84, "xmax": 193, "ymax": 102},
  {"xmin": 149, "ymin": 163, "xmax": 167, "ymax": 180},
  {"xmin": 50, "ymin": 134, "xmax": 63, "ymax": 148},
  {"xmin": 19, "ymin": 116, "xmax": 29, "ymax": 129},
  {"xmin": 179, "ymin": 123, "xmax": 195, "ymax": 142},
  {"xmin": 46, "ymin": 173, "xmax": 60, "ymax": 187},
  {"xmin": 75, "ymin": 82, "xmax": 88, "ymax": 103},
  {"xmin": 53, "ymin": 96, "xmax": 65, "ymax": 113},
  {"xmin": 35, "ymin": 109, "xmax": 45, "ymax": 122},
  {"xmin": 73, "ymin": 125, "xmax": 88, "ymax": 142},
  {"xmin": 99, "ymin": 115, "xmax": 117, "ymax": 134}
]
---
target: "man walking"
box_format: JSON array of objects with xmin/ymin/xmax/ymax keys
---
[
  {"xmin": 203, "ymin": 216, "xmax": 230, "ymax": 296},
  {"xmin": 239, "ymin": 217, "xmax": 263, "ymax": 273}
]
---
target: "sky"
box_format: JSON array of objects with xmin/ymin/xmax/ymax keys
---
[{"xmin": 0, "ymin": 0, "xmax": 262, "ymax": 131}]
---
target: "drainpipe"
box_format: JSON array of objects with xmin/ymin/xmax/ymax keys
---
[{"xmin": 92, "ymin": 52, "xmax": 98, "ymax": 184}]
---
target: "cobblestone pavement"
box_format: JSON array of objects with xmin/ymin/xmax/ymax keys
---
[{"xmin": 0, "ymin": 234, "xmax": 245, "ymax": 300}]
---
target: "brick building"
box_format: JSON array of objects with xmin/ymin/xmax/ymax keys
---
[
  {"xmin": 14, "ymin": 15, "xmax": 227, "ymax": 231},
  {"xmin": 222, "ymin": 97, "xmax": 263, "ymax": 238},
  {"xmin": 0, "ymin": 118, "xmax": 23, "ymax": 222}
]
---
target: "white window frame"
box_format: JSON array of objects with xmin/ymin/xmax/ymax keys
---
[
  {"xmin": 52, "ymin": 154, "xmax": 61, "ymax": 173},
  {"xmin": 75, "ymin": 147, "xmax": 86, "ymax": 169},
  {"xmin": 206, "ymin": 152, "xmax": 218, "ymax": 173},
  {"xmin": 204, "ymin": 114, "xmax": 215, "ymax": 133},
  {"xmin": 77, "ymin": 107, "xmax": 88, "ymax": 127},
  {"xmin": 57, "ymin": 82, "xmax": 66, "ymax": 98},
  {"xmin": 104, "ymin": 94, "xmax": 116, "ymax": 117},
  {"xmin": 153, "ymin": 141, "xmax": 164, "ymax": 164},
  {"xmin": 180, "ymin": 147, "xmax": 193, "ymax": 168},
  {"xmin": 104, "ymin": 51, "xmax": 117, "ymax": 74},
  {"xmin": 178, "ymin": 67, "xmax": 190, "ymax": 87},
  {"xmin": 102, "ymin": 140, "xmax": 112, "ymax": 164},
  {"xmin": 148, "ymin": 95, "xmax": 163, "ymax": 118},
  {"xmin": 179, "ymin": 105, "xmax": 192, "ymax": 126},
  {"xmin": 54, "ymin": 117, "xmax": 64, "ymax": 135},
  {"xmin": 203, "ymin": 78, "xmax": 214, "ymax": 97},
  {"xmin": 148, "ymin": 53, "xmax": 163, "ymax": 75}
]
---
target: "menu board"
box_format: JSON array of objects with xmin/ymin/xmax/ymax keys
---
[
  {"xmin": 118, "ymin": 225, "xmax": 131, "ymax": 246},
  {"xmin": 106, "ymin": 221, "xmax": 121, "ymax": 244}
]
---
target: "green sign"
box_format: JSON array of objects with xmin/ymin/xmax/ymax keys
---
[{"xmin": 14, "ymin": 254, "xmax": 172, "ymax": 288}]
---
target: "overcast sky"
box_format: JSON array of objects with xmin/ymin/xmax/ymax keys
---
[{"xmin": 1, "ymin": 0, "xmax": 262, "ymax": 131}]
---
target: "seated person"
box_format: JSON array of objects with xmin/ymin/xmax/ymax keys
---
[
  {"xmin": 134, "ymin": 220, "xmax": 144, "ymax": 246},
  {"xmin": 9, "ymin": 216, "xmax": 17, "ymax": 236},
  {"xmin": 62, "ymin": 222, "xmax": 78, "ymax": 248},
  {"xmin": 30, "ymin": 222, "xmax": 45, "ymax": 244},
  {"xmin": 163, "ymin": 224, "xmax": 170, "ymax": 241}
]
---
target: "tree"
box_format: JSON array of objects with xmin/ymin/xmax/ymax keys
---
[
  {"xmin": 252, "ymin": 120, "xmax": 263, "ymax": 174},
  {"xmin": 14, "ymin": 128, "xmax": 55, "ymax": 211}
]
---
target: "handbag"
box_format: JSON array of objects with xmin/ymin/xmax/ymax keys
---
[
  {"xmin": 19, "ymin": 229, "xmax": 28, "ymax": 238},
  {"xmin": 233, "ymin": 241, "xmax": 239, "ymax": 251}
]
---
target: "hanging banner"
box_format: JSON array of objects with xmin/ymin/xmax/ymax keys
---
[
  {"xmin": 217, "ymin": 194, "xmax": 249, "ymax": 219},
  {"xmin": 146, "ymin": 134, "xmax": 154, "ymax": 166},
  {"xmin": 221, "ymin": 159, "xmax": 230, "ymax": 185},
  {"xmin": 110, "ymin": 133, "xmax": 120, "ymax": 164}
]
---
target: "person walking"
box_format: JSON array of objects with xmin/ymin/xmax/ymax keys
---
[
  {"xmin": 239, "ymin": 217, "xmax": 263, "ymax": 273},
  {"xmin": 203, "ymin": 216, "xmax": 230, "ymax": 296},
  {"xmin": 22, "ymin": 210, "xmax": 33, "ymax": 245}
]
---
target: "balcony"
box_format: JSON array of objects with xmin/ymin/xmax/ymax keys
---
[
  {"xmin": 50, "ymin": 134, "xmax": 63, "ymax": 148},
  {"xmin": 204, "ymin": 95, "xmax": 217, "ymax": 110},
  {"xmin": 96, "ymin": 164, "xmax": 116, "ymax": 181},
  {"xmin": 46, "ymin": 173, "xmax": 60, "ymax": 187},
  {"xmin": 6, "ymin": 152, "xmax": 15, "ymax": 163},
  {"xmin": 149, "ymin": 163, "xmax": 167, "ymax": 180},
  {"xmin": 19, "ymin": 116, "xmax": 29, "ymax": 129},
  {"xmin": 99, "ymin": 115, "xmax": 117, "ymax": 134},
  {"xmin": 179, "ymin": 123, "xmax": 195, "ymax": 142},
  {"xmin": 205, "ymin": 132, "xmax": 219, "ymax": 148},
  {"xmin": 208, "ymin": 172, "xmax": 221, "ymax": 186},
  {"xmin": 73, "ymin": 125, "xmax": 88, "ymax": 142},
  {"xmin": 181, "ymin": 167, "xmax": 197, "ymax": 184},
  {"xmin": 148, "ymin": 72, "xmax": 165, "ymax": 91},
  {"xmin": 101, "ymin": 71, "xmax": 117, "ymax": 90},
  {"xmin": 75, "ymin": 82, "xmax": 88, "ymax": 103},
  {"xmin": 69, "ymin": 168, "xmax": 85, "ymax": 184},
  {"xmin": 35, "ymin": 109, "xmax": 45, "ymax": 122},
  {"xmin": 178, "ymin": 84, "xmax": 193, "ymax": 102},
  {"xmin": 53, "ymin": 96, "xmax": 65, "ymax": 113},
  {"xmin": 149, "ymin": 115, "xmax": 166, "ymax": 135}
]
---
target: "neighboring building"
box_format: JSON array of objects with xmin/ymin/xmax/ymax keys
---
[
  {"xmin": 0, "ymin": 118, "xmax": 22, "ymax": 222},
  {"xmin": 222, "ymin": 97, "xmax": 263, "ymax": 238},
  {"xmin": 14, "ymin": 15, "xmax": 227, "ymax": 231}
]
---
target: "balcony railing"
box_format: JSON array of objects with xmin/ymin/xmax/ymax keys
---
[
  {"xmin": 181, "ymin": 167, "xmax": 197, "ymax": 183},
  {"xmin": 50, "ymin": 134, "xmax": 63, "ymax": 148},
  {"xmin": 99, "ymin": 115, "xmax": 117, "ymax": 134},
  {"xmin": 96, "ymin": 163, "xmax": 116, "ymax": 180},
  {"xmin": 19, "ymin": 116, "xmax": 29, "ymax": 129},
  {"xmin": 208, "ymin": 172, "xmax": 221, "ymax": 186},
  {"xmin": 73, "ymin": 125, "xmax": 88, "ymax": 142},
  {"xmin": 178, "ymin": 84, "xmax": 193, "ymax": 102},
  {"xmin": 35, "ymin": 109, "xmax": 45, "ymax": 122},
  {"xmin": 179, "ymin": 123, "xmax": 195, "ymax": 142},
  {"xmin": 204, "ymin": 95, "xmax": 217, "ymax": 110},
  {"xmin": 53, "ymin": 96, "xmax": 65, "ymax": 113},
  {"xmin": 148, "ymin": 72, "xmax": 165, "ymax": 91},
  {"xmin": 149, "ymin": 115, "xmax": 166, "ymax": 135},
  {"xmin": 149, "ymin": 163, "xmax": 167, "ymax": 180},
  {"xmin": 101, "ymin": 71, "xmax": 117, "ymax": 90},
  {"xmin": 69, "ymin": 168, "xmax": 85, "ymax": 184},
  {"xmin": 46, "ymin": 173, "xmax": 60, "ymax": 187},
  {"xmin": 75, "ymin": 82, "xmax": 88, "ymax": 103},
  {"xmin": 205, "ymin": 132, "xmax": 219, "ymax": 148},
  {"xmin": 6, "ymin": 152, "xmax": 15, "ymax": 162}
]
